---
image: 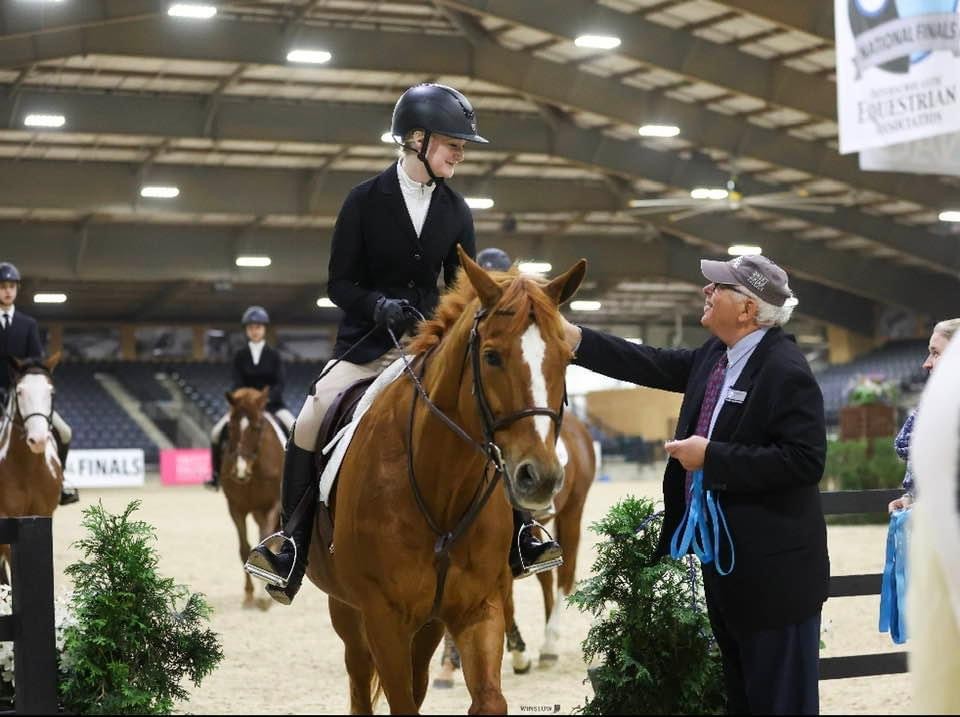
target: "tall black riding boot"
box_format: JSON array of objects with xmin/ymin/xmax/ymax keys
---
[
  {"xmin": 57, "ymin": 440, "xmax": 79, "ymax": 506},
  {"xmin": 509, "ymin": 509, "xmax": 563, "ymax": 579},
  {"xmin": 244, "ymin": 440, "xmax": 317, "ymax": 605},
  {"xmin": 205, "ymin": 435, "xmax": 225, "ymax": 490}
]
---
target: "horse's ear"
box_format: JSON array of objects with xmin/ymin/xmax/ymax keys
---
[
  {"xmin": 225, "ymin": 391, "xmax": 235, "ymax": 406},
  {"xmin": 43, "ymin": 351, "xmax": 61, "ymax": 373},
  {"xmin": 457, "ymin": 245, "xmax": 502, "ymax": 308},
  {"xmin": 256, "ymin": 388, "xmax": 269, "ymax": 408},
  {"xmin": 542, "ymin": 259, "xmax": 587, "ymax": 306},
  {"xmin": 7, "ymin": 356, "xmax": 23, "ymax": 378}
]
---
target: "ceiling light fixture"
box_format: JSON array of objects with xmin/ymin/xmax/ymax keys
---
[
  {"xmin": 286, "ymin": 49, "xmax": 332, "ymax": 64},
  {"xmin": 235, "ymin": 256, "xmax": 272, "ymax": 268},
  {"xmin": 938, "ymin": 210, "xmax": 960, "ymax": 222},
  {"xmin": 24, "ymin": 113, "xmax": 66, "ymax": 128},
  {"xmin": 638, "ymin": 124, "xmax": 680, "ymax": 138},
  {"xmin": 34, "ymin": 293, "xmax": 67, "ymax": 304},
  {"xmin": 140, "ymin": 185, "xmax": 180, "ymax": 199},
  {"xmin": 574, "ymin": 34, "xmax": 621, "ymax": 50},
  {"xmin": 465, "ymin": 197, "xmax": 494, "ymax": 210},
  {"xmin": 691, "ymin": 188, "xmax": 728, "ymax": 200},
  {"xmin": 167, "ymin": 3, "xmax": 217, "ymax": 18},
  {"xmin": 518, "ymin": 261, "xmax": 552, "ymax": 274},
  {"xmin": 316, "ymin": 297, "xmax": 336, "ymax": 308},
  {"xmin": 727, "ymin": 245, "xmax": 762, "ymax": 256},
  {"xmin": 570, "ymin": 300, "xmax": 602, "ymax": 311}
]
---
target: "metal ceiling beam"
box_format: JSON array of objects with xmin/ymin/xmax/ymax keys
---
[
  {"xmin": 671, "ymin": 213, "xmax": 960, "ymax": 319},
  {"xmin": 0, "ymin": 0, "xmax": 167, "ymax": 40},
  {"xmin": 0, "ymin": 156, "xmax": 952, "ymax": 318},
  {"xmin": 1, "ymin": 17, "xmax": 954, "ymax": 213},
  {"xmin": 0, "ymin": 159, "xmax": 621, "ymax": 215},
  {"xmin": 0, "ymin": 90, "xmax": 955, "ymax": 274},
  {"xmin": 0, "ymin": 220, "xmax": 876, "ymax": 333},
  {"xmin": 709, "ymin": 1, "xmax": 835, "ymax": 41},
  {"xmin": 439, "ymin": 0, "xmax": 836, "ymax": 120}
]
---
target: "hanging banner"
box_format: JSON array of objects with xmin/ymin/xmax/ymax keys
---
[
  {"xmin": 836, "ymin": 0, "xmax": 960, "ymax": 154},
  {"xmin": 859, "ymin": 129, "xmax": 960, "ymax": 175}
]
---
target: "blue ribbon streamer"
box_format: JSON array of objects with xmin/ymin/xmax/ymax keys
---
[
  {"xmin": 670, "ymin": 469, "xmax": 735, "ymax": 575},
  {"xmin": 879, "ymin": 508, "xmax": 909, "ymax": 645}
]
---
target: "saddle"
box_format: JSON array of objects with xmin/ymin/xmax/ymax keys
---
[{"xmin": 313, "ymin": 376, "xmax": 377, "ymax": 553}]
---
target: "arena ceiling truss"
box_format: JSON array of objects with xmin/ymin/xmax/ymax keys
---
[{"xmin": 1, "ymin": 0, "xmax": 958, "ymax": 339}]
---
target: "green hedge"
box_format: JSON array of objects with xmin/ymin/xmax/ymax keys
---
[{"xmin": 823, "ymin": 438, "xmax": 905, "ymax": 523}]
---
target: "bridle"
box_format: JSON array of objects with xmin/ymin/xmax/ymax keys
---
[
  {"xmin": 393, "ymin": 304, "xmax": 567, "ymax": 617},
  {"xmin": 222, "ymin": 410, "xmax": 265, "ymax": 482},
  {"xmin": 2, "ymin": 366, "xmax": 55, "ymax": 436}
]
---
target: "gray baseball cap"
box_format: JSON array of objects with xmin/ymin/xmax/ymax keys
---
[{"xmin": 700, "ymin": 254, "xmax": 793, "ymax": 307}]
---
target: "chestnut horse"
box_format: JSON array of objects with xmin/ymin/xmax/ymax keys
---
[
  {"xmin": 306, "ymin": 247, "xmax": 586, "ymax": 714},
  {"xmin": 0, "ymin": 354, "xmax": 63, "ymax": 580},
  {"xmin": 435, "ymin": 411, "xmax": 597, "ymax": 685},
  {"xmin": 221, "ymin": 387, "xmax": 283, "ymax": 609}
]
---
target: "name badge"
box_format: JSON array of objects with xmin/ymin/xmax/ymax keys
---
[{"xmin": 726, "ymin": 389, "xmax": 747, "ymax": 404}]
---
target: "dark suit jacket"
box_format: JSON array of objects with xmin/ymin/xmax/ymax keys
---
[
  {"xmin": 0, "ymin": 309, "xmax": 44, "ymax": 392},
  {"xmin": 327, "ymin": 162, "xmax": 477, "ymax": 363},
  {"xmin": 231, "ymin": 344, "xmax": 286, "ymax": 411},
  {"xmin": 576, "ymin": 326, "xmax": 829, "ymax": 631}
]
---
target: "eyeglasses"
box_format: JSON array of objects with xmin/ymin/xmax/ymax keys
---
[{"xmin": 709, "ymin": 282, "xmax": 749, "ymax": 297}]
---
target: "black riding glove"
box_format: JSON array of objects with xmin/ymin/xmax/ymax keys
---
[{"xmin": 373, "ymin": 296, "xmax": 410, "ymax": 333}]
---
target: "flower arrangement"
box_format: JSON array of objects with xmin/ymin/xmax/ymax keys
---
[
  {"xmin": 0, "ymin": 584, "xmax": 77, "ymax": 708},
  {"xmin": 845, "ymin": 373, "xmax": 900, "ymax": 406}
]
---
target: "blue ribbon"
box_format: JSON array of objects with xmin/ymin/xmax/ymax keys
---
[
  {"xmin": 670, "ymin": 469, "xmax": 735, "ymax": 575},
  {"xmin": 879, "ymin": 509, "xmax": 909, "ymax": 645}
]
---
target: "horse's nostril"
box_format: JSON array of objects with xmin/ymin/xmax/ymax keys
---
[{"xmin": 516, "ymin": 463, "xmax": 538, "ymax": 493}]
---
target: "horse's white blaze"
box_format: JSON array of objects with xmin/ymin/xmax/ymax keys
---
[
  {"xmin": 236, "ymin": 417, "xmax": 250, "ymax": 478},
  {"xmin": 543, "ymin": 586, "xmax": 566, "ymax": 654},
  {"xmin": 520, "ymin": 324, "xmax": 550, "ymax": 443},
  {"xmin": 18, "ymin": 374, "xmax": 53, "ymax": 451}
]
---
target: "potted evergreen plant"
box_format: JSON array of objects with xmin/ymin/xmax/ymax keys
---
[{"xmin": 569, "ymin": 496, "xmax": 725, "ymax": 715}]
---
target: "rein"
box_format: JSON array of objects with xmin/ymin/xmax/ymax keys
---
[{"xmin": 390, "ymin": 305, "xmax": 566, "ymax": 617}]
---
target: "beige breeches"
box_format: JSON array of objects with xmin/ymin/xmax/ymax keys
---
[{"xmin": 292, "ymin": 349, "xmax": 401, "ymax": 452}]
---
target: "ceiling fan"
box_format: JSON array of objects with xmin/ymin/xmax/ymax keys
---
[{"xmin": 626, "ymin": 176, "xmax": 852, "ymax": 223}]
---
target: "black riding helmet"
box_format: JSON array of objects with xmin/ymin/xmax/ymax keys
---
[
  {"xmin": 476, "ymin": 248, "xmax": 512, "ymax": 271},
  {"xmin": 241, "ymin": 305, "xmax": 270, "ymax": 325},
  {"xmin": 0, "ymin": 262, "xmax": 21, "ymax": 283},
  {"xmin": 391, "ymin": 83, "xmax": 489, "ymax": 185}
]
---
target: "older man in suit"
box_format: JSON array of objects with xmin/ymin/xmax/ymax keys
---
[
  {"xmin": 562, "ymin": 254, "xmax": 828, "ymax": 714},
  {"xmin": 0, "ymin": 262, "xmax": 78, "ymax": 505}
]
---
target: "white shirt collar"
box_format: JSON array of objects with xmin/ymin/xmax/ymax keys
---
[
  {"xmin": 248, "ymin": 340, "xmax": 265, "ymax": 365},
  {"xmin": 0, "ymin": 305, "xmax": 14, "ymax": 322},
  {"xmin": 397, "ymin": 158, "xmax": 435, "ymax": 196}
]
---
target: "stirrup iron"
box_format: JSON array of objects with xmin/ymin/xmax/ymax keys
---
[{"xmin": 244, "ymin": 531, "xmax": 298, "ymax": 588}]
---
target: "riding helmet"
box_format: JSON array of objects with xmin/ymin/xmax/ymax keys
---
[
  {"xmin": 0, "ymin": 262, "xmax": 21, "ymax": 283},
  {"xmin": 241, "ymin": 305, "xmax": 270, "ymax": 325},
  {"xmin": 476, "ymin": 248, "xmax": 512, "ymax": 271},
  {"xmin": 390, "ymin": 83, "xmax": 489, "ymax": 144}
]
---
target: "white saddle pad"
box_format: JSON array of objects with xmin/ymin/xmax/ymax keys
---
[
  {"xmin": 318, "ymin": 357, "xmax": 406, "ymax": 505},
  {"xmin": 317, "ymin": 356, "xmax": 571, "ymax": 505}
]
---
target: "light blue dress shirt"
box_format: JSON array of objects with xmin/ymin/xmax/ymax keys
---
[{"xmin": 706, "ymin": 328, "xmax": 769, "ymax": 438}]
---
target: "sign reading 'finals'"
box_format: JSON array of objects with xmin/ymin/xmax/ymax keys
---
[
  {"xmin": 836, "ymin": 0, "xmax": 960, "ymax": 154},
  {"xmin": 64, "ymin": 449, "xmax": 146, "ymax": 488}
]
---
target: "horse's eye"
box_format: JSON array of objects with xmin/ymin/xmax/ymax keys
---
[{"xmin": 484, "ymin": 350, "xmax": 502, "ymax": 367}]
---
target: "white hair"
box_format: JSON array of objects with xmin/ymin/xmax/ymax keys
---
[
  {"xmin": 737, "ymin": 285, "xmax": 795, "ymax": 327},
  {"xmin": 933, "ymin": 318, "xmax": 960, "ymax": 342}
]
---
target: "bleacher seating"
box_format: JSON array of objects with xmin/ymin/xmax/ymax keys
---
[
  {"xmin": 54, "ymin": 363, "xmax": 160, "ymax": 464},
  {"xmin": 815, "ymin": 339, "xmax": 927, "ymax": 425},
  {"xmin": 168, "ymin": 360, "xmax": 327, "ymax": 423}
]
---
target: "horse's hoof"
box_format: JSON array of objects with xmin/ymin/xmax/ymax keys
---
[
  {"xmin": 433, "ymin": 678, "xmax": 455, "ymax": 689},
  {"xmin": 512, "ymin": 655, "xmax": 532, "ymax": 675},
  {"xmin": 539, "ymin": 653, "xmax": 559, "ymax": 668},
  {"xmin": 256, "ymin": 597, "xmax": 272, "ymax": 612},
  {"xmin": 242, "ymin": 597, "xmax": 256, "ymax": 610}
]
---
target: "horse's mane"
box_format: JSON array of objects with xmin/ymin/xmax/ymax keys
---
[{"xmin": 408, "ymin": 267, "xmax": 564, "ymax": 355}]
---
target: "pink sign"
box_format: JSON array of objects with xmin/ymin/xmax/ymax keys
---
[{"xmin": 160, "ymin": 448, "xmax": 212, "ymax": 486}]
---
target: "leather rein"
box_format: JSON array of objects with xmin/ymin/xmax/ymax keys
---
[{"xmin": 391, "ymin": 306, "xmax": 566, "ymax": 617}]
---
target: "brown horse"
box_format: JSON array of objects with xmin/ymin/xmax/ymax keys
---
[
  {"xmin": 435, "ymin": 411, "xmax": 597, "ymax": 684},
  {"xmin": 221, "ymin": 387, "xmax": 283, "ymax": 609},
  {"xmin": 0, "ymin": 354, "xmax": 63, "ymax": 579},
  {"xmin": 306, "ymin": 247, "xmax": 586, "ymax": 714}
]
